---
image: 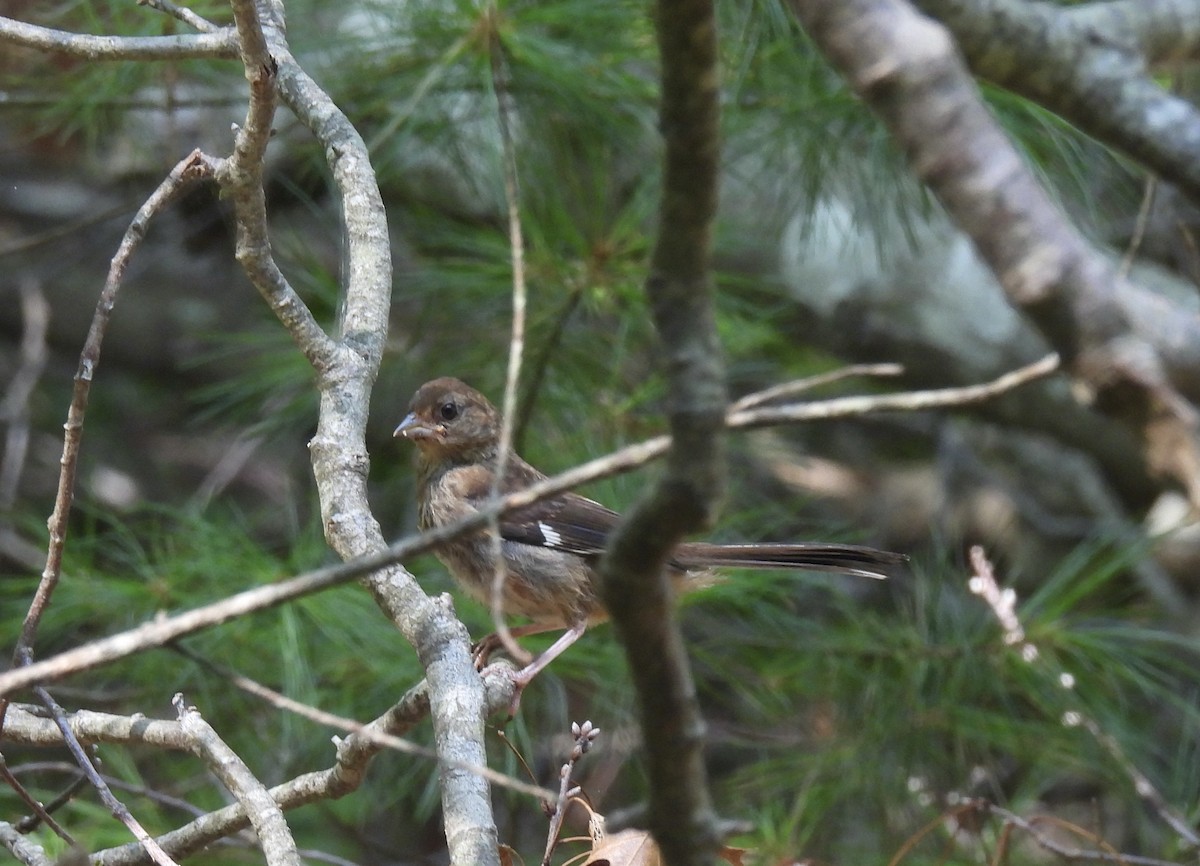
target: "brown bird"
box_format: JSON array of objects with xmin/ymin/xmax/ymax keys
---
[{"xmin": 395, "ymin": 377, "xmax": 905, "ymax": 690}]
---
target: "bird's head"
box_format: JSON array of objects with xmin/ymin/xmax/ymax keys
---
[{"xmin": 394, "ymin": 377, "xmax": 501, "ymax": 462}]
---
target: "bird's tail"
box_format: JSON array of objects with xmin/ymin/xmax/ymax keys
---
[{"xmin": 671, "ymin": 542, "xmax": 905, "ymax": 580}]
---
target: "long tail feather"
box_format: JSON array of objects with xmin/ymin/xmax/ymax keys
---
[{"xmin": 671, "ymin": 542, "xmax": 905, "ymax": 580}]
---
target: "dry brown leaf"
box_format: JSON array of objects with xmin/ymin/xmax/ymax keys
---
[
  {"xmin": 582, "ymin": 831, "xmax": 751, "ymax": 866},
  {"xmin": 718, "ymin": 845, "xmax": 749, "ymax": 865},
  {"xmin": 585, "ymin": 828, "xmax": 662, "ymax": 866}
]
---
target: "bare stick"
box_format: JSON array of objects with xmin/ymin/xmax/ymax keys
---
[
  {"xmin": 0, "ymin": 751, "xmax": 75, "ymax": 845},
  {"xmin": 5, "ymin": 682, "xmax": 542, "ymax": 801},
  {"xmin": 541, "ymin": 720, "xmax": 600, "ymax": 866},
  {"xmin": 0, "ymin": 281, "xmax": 51, "ymax": 572},
  {"xmin": 34, "ymin": 686, "xmax": 180, "ymax": 866},
  {"xmin": 0, "ymin": 355, "xmax": 1058, "ymax": 698},
  {"xmin": 261, "ymin": 2, "xmax": 496, "ymax": 857},
  {"xmin": 967, "ymin": 546, "xmax": 1199, "ymax": 849},
  {"xmin": 9, "ymin": 151, "xmax": 210, "ymax": 672},
  {"xmin": 0, "ymin": 281, "xmax": 50, "ymax": 516},
  {"xmin": 0, "ymin": 15, "xmax": 236, "ymax": 60},
  {"xmin": 981, "ymin": 800, "xmax": 1184, "ymax": 866},
  {"xmin": 136, "ymin": 0, "xmax": 222, "ymax": 33},
  {"xmin": 1117, "ymin": 175, "xmax": 1159, "ymax": 280},
  {"xmin": 488, "ymin": 10, "xmax": 533, "ymax": 665},
  {"xmin": 598, "ymin": 0, "xmax": 726, "ymax": 861},
  {"xmin": 9, "ymin": 761, "xmax": 207, "ymax": 821},
  {"xmin": 728, "ymin": 353, "xmax": 1059, "ymax": 428},
  {"xmin": 173, "ymin": 646, "xmax": 553, "ymax": 800},
  {"xmin": 174, "ymin": 694, "xmax": 300, "ymax": 866},
  {"xmin": 214, "ymin": 0, "xmax": 335, "ymax": 369},
  {"xmin": 3, "ymin": 676, "xmax": 540, "ymax": 866},
  {"xmin": 14, "ymin": 773, "xmax": 88, "ymax": 833},
  {"xmin": 729, "ymin": 363, "xmax": 904, "ymax": 411}
]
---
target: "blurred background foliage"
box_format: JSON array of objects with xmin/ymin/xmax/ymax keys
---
[{"xmin": 2, "ymin": 0, "xmax": 1197, "ymax": 863}]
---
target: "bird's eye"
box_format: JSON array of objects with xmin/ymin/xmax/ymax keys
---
[{"xmin": 438, "ymin": 402, "xmax": 459, "ymax": 421}]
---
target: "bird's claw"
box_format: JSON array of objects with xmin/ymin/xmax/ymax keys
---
[{"xmin": 471, "ymin": 634, "xmax": 504, "ymax": 671}]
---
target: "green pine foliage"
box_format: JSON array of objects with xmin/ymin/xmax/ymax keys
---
[{"xmin": 0, "ymin": 0, "xmax": 1186, "ymax": 862}]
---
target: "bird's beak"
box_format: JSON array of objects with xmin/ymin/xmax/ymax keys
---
[{"xmin": 394, "ymin": 413, "xmax": 439, "ymax": 441}]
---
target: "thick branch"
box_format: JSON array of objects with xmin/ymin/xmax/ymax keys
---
[
  {"xmin": 789, "ymin": 0, "xmax": 1200, "ymax": 501},
  {"xmin": 914, "ymin": 0, "xmax": 1200, "ymax": 204},
  {"xmin": 234, "ymin": 2, "xmax": 499, "ymax": 861},
  {"xmin": 599, "ymin": 0, "xmax": 724, "ymax": 862},
  {"xmin": 0, "ymin": 821, "xmax": 49, "ymax": 866},
  {"xmin": 218, "ymin": 0, "xmax": 334, "ymax": 369},
  {"xmin": 1068, "ymin": 0, "xmax": 1200, "ymax": 66}
]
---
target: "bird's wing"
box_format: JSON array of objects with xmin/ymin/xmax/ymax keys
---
[
  {"xmin": 500, "ymin": 490, "xmax": 619, "ymax": 557},
  {"xmin": 457, "ymin": 454, "xmax": 621, "ymax": 557}
]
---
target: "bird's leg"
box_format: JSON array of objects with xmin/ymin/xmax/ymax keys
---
[{"xmin": 504, "ymin": 622, "xmax": 588, "ymax": 715}]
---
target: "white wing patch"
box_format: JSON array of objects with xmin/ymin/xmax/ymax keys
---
[{"xmin": 538, "ymin": 521, "xmax": 564, "ymax": 548}]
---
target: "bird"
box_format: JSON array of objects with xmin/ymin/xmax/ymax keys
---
[{"xmin": 394, "ymin": 376, "xmax": 906, "ymax": 692}]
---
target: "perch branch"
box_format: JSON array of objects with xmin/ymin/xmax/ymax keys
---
[{"xmin": 0, "ymin": 355, "xmax": 1057, "ymax": 698}]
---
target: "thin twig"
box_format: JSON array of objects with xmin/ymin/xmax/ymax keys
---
[
  {"xmin": 14, "ymin": 773, "xmax": 88, "ymax": 834},
  {"xmin": 1118, "ymin": 174, "xmax": 1159, "ymax": 280},
  {"xmin": 487, "ymin": 3, "xmax": 532, "ymax": 665},
  {"xmin": 0, "ymin": 355, "xmax": 1059, "ymax": 698},
  {"xmin": 9, "ymin": 762, "xmax": 202, "ymax": 823},
  {"xmin": 730, "ymin": 363, "xmax": 904, "ymax": 411},
  {"xmin": 967, "ymin": 546, "xmax": 1200, "ymax": 850},
  {"xmin": 727, "ymin": 354, "xmax": 1060, "ymax": 429},
  {"xmin": 541, "ymin": 721, "xmax": 600, "ymax": 866},
  {"xmin": 172, "ymin": 645, "xmax": 554, "ymax": 800},
  {"xmin": 9, "ymin": 150, "xmax": 210, "ymax": 671},
  {"xmin": 136, "ymin": 0, "xmax": 222, "ymax": 33},
  {"xmin": 514, "ymin": 285, "xmax": 585, "ymax": 450},
  {"xmin": 0, "ymin": 751, "xmax": 76, "ymax": 845},
  {"xmin": 0, "ymin": 280, "xmax": 50, "ymax": 516},
  {"xmin": 0, "ymin": 200, "xmax": 140, "ymax": 257},
  {"xmin": 980, "ymin": 799, "xmax": 1185, "ymax": 866},
  {"xmin": 34, "ymin": 687, "xmax": 179, "ymax": 866},
  {"xmin": 1117, "ymin": 69, "xmax": 1180, "ymax": 281}
]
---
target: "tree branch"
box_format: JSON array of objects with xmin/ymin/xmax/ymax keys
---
[
  {"xmin": 4, "ymin": 668, "xmax": 528, "ymax": 866},
  {"xmin": 598, "ymin": 0, "xmax": 724, "ymax": 861},
  {"xmin": 217, "ymin": 0, "xmax": 335, "ymax": 370},
  {"xmin": 174, "ymin": 695, "xmax": 300, "ymax": 866},
  {"xmin": 0, "ymin": 15, "xmax": 236, "ymax": 60},
  {"xmin": 913, "ymin": 0, "xmax": 1200, "ymax": 205},
  {"xmin": 788, "ymin": 0, "xmax": 1200, "ymax": 503},
  {"xmin": 0, "ymin": 820, "xmax": 49, "ymax": 866},
  {"xmin": 0, "ymin": 355, "xmax": 1057, "ymax": 699},
  {"xmin": 221, "ymin": 3, "xmax": 500, "ymax": 861},
  {"xmin": 1068, "ymin": 0, "xmax": 1200, "ymax": 68},
  {"xmin": 9, "ymin": 151, "xmax": 208, "ymax": 670}
]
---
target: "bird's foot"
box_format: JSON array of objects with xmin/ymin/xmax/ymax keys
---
[{"xmin": 470, "ymin": 633, "xmax": 504, "ymax": 671}]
